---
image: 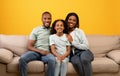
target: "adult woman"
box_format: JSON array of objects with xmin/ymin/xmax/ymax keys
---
[{"xmin": 65, "ymin": 12, "xmax": 94, "ymax": 76}]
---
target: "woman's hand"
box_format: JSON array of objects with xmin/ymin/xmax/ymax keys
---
[{"xmin": 67, "ymin": 34, "xmax": 73, "ymax": 43}]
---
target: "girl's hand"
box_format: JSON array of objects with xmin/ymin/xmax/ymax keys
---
[
  {"xmin": 61, "ymin": 55, "xmax": 66, "ymax": 60},
  {"xmin": 57, "ymin": 56, "xmax": 62, "ymax": 63}
]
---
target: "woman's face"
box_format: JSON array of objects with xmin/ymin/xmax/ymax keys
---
[
  {"xmin": 54, "ymin": 21, "xmax": 65, "ymax": 33},
  {"xmin": 67, "ymin": 15, "xmax": 77, "ymax": 29}
]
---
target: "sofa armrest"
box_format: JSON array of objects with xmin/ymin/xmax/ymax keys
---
[
  {"xmin": 0, "ymin": 48, "xmax": 13, "ymax": 64},
  {"xmin": 107, "ymin": 50, "xmax": 120, "ymax": 64}
]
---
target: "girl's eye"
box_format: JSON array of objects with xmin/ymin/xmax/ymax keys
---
[{"xmin": 56, "ymin": 24, "xmax": 59, "ymax": 27}]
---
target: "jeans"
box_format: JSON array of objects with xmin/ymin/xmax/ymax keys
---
[
  {"xmin": 54, "ymin": 57, "xmax": 69, "ymax": 76},
  {"xmin": 19, "ymin": 51, "xmax": 56, "ymax": 76},
  {"xmin": 70, "ymin": 49, "xmax": 94, "ymax": 76}
]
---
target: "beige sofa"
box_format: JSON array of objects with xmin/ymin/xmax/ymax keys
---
[{"xmin": 0, "ymin": 34, "xmax": 120, "ymax": 76}]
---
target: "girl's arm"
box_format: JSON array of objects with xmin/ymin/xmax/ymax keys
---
[
  {"xmin": 61, "ymin": 46, "xmax": 71, "ymax": 60},
  {"xmin": 61, "ymin": 34, "xmax": 72, "ymax": 60},
  {"xmin": 50, "ymin": 44, "xmax": 62, "ymax": 62}
]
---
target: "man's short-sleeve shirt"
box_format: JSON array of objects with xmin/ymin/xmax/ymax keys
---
[{"xmin": 29, "ymin": 26, "xmax": 50, "ymax": 52}]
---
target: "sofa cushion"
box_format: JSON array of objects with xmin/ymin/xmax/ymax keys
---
[
  {"xmin": 92, "ymin": 57, "xmax": 119, "ymax": 73},
  {"xmin": 0, "ymin": 48, "xmax": 13, "ymax": 63},
  {"xmin": 67, "ymin": 62, "xmax": 77, "ymax": 74},
  {"xmin": 67, "ymin": 57, "xmax": 119, "ymax": 74},
  {"xmin": 0, "ymin": 34, "xmax": 28, "ymax": 56},
  {"xmin": 7, "ymin": 57, "xmax": 44, "ymax": 73},
  {"xmin": 107, "ymin": 50, "xmax": 120, "ymax": 64},
  {"xmin": 87, "ymin": 35, "xmax": 120, "ymax": 57}
]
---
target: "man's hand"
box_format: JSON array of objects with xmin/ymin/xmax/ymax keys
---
[
  {"xmin": 40, "ymin": 51, "xmax": 50, "ymax": 55},
  {"xmin": 27, "ymin": 40, "xmax": 50, "ymax": 55}
]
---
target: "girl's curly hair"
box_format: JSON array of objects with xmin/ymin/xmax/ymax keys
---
[{"xmin": 50, "ymin": 19, "xmax": 68, "ymax": 34}]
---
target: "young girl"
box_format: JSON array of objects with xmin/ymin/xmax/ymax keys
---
[{"xmin": 49, "ymin": 19, "xmax": 71, "ymax": 76}]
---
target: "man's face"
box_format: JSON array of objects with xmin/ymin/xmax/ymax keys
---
[{"xmin": 42, "ymin": 13, "xmax": 52, "ymax": 28}]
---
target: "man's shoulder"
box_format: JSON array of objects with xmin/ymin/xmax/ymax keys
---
[
  {"xmin": 33, "ymin": 25, "xmax": 42, "ymax": 29},
  {"xmin": 32, "ymin": 25, "xmax": 43, "ymax": 31}
]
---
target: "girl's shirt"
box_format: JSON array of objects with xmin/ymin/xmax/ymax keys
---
[
  {"xmin": 70, "ymin": 28, "xmax": 89, "ymax": 52},
  {"xmin": 49, "ymin": 34, "xmax": 71, "ymax": 55}
]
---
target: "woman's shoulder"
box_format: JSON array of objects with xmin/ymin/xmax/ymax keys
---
[{"xmin": 75, "ymin": 28, "xmax": 84, "ymax": 33}]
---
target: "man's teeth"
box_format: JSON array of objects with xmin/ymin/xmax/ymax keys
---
[
  {"xmin": 70, "ymin": 23, "xmax": 73, "ymax": 25},
  {"xmin": 45, "ymin": 23, "xmax": 49, "ymax": 25}
]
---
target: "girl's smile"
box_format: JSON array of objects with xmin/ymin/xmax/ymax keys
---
[{"xmin": 54, "ymin": 21, "xmax": 65, "ymax": 35}]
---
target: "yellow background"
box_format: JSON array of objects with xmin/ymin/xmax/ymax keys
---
[{"xmin": 0, "ymin": 0, "xmax": 120, "ymax": 35}]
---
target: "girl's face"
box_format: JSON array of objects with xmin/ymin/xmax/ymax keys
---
[
  {"xmin": 54, "ymin": 21, "xmax": 65, "ymax": 33},
  {"xmin": 67, "ymin": 15, "xmax": 77, "ymax": 29}
]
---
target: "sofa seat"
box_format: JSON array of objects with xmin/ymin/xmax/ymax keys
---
[
  {"xmin": 7, "ymin": 57, "xmax": 44, "ymax": 73},
  {"xmin": 6, "ymin": 57, "xmax": 119, "ymax": 74},
  {"xmin": 92, "ymin": 57, "xmax": 119, "ymax": 73}
]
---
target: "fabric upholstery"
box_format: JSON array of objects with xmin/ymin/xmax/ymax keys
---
[
  {"xmin": 87, "ymin": 35, "xmax": 120, "ymax": 57},
  {"xmin": 0, "ymin": 48, "xmax": 13, "ymax": 63},
  {"xmin": 92, "ymin": 57, "xmax": 119, "ymax": 73},
  {"xmin": 0, "ymin": 34, "xmax": 28, "ymax": 56},
  {"xmin": 107, "ymin": 50, "xmax": 120, "ymax": 64},
  {"xmin": 67, "ymin": 62, "xmax": 77, "ymax": 74},
  {"xmin": 7, "ymin": 57, "xmax": 44, "ymax": 73},
  {"xmin": 0, "ymin": 34, "xmax": 120, "ymax": 76}
]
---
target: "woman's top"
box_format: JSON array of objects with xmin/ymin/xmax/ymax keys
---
[{"xmin": 70, "ymin": 28, "xmax": 89, "ymax": 54}]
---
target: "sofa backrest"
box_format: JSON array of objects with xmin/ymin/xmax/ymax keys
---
[
  {"xmin": 0, "ymin": 34, "xmax": 29, "ymax": 56},
  {"xmin": 87, "ymin": 35, "xmax": 120, "ymax": 57},
  {"xmin": 0, "ymin": 34, "xmax": 120, "ymax": 57}
]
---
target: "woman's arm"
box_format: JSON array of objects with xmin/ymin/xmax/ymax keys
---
[{"xmin": 71, "ymin": 29, "xmax": 89, "ymax": 50}]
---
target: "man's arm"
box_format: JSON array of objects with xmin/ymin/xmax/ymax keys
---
[{"xmin": 27, "ymin": 39, "xmax": 50, "ymax": 55}]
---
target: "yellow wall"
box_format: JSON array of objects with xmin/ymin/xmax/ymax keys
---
[{"xmin": 0, "ymin": 0, "xmax": 120, "ymax": 35}]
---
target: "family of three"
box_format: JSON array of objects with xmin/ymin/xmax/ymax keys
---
[{"xmin": 19, "ymin": 11, "xmax": 94, "ymax": 76}]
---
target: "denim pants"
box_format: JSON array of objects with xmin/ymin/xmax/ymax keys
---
[
  {"xmin": 54, "ymin": 57, "xmax": 69, "ymax": 76},
  {"xmin": 70, "ymin": 49, "xmax": 94, "ymax": 76},
  {"xmin": 19, "ymin": 51, "xmax": 56, "ymax": 76}
]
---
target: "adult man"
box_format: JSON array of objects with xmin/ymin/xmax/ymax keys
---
[{"xmin": 19, "ymin": 11, "xmax": 56, "ymax": 76}]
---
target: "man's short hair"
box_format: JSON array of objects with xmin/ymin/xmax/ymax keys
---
[{"xmin": 42, "ymin": 11, "xmax": 51, "ymax": 17}]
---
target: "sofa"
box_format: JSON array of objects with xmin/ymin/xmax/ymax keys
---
[{"xmin": 0, "ymin": 34, "xmax": 120, "ymax": 76}]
